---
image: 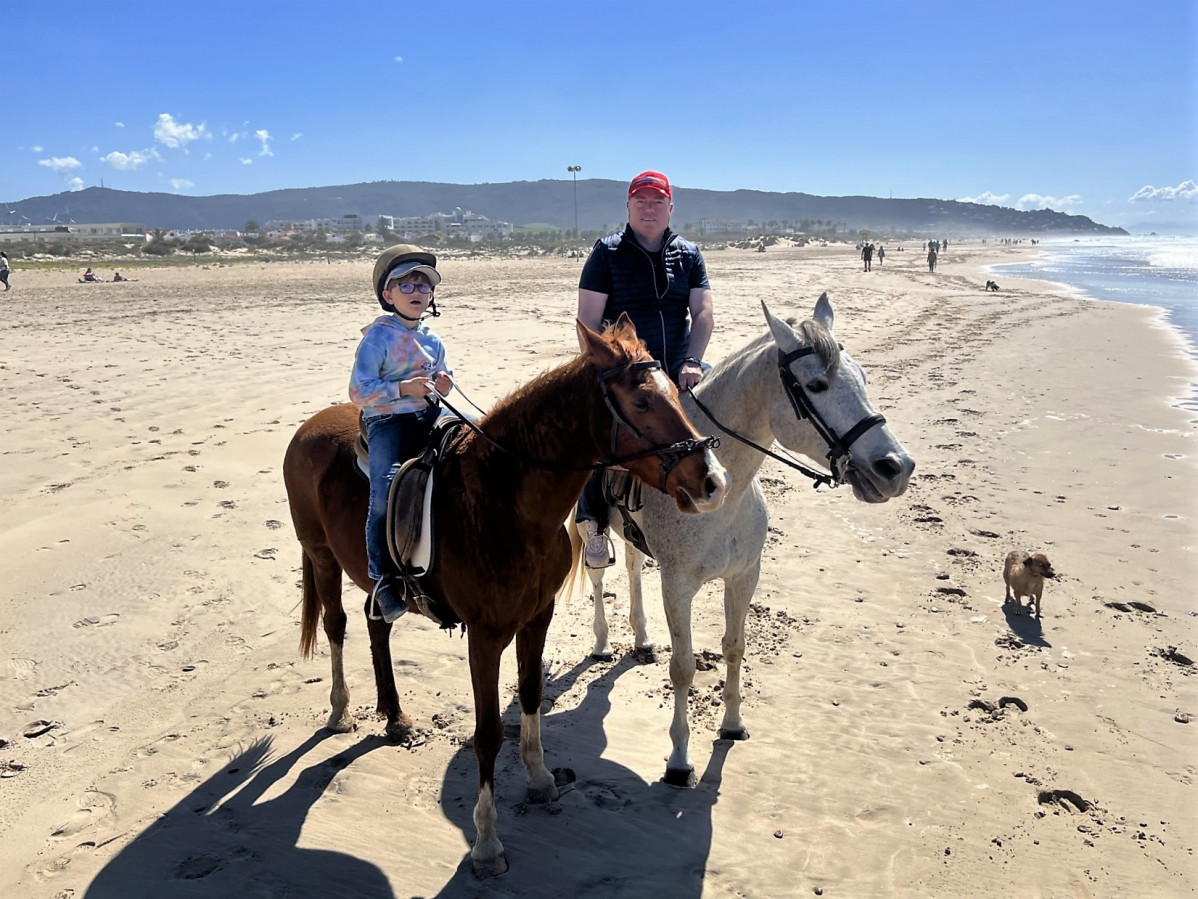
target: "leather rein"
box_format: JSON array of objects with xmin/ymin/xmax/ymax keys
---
[
  {"xmin": 686, "ymin": 346, "xmax": 885, "ymax": 490},
  {"xmin": 435, "ymin": 359, "xmax": 718, "ymax": 492}
]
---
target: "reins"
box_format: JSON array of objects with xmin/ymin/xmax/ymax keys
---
[
  {"xmin": 431, "ymin": 360, "xmax": 718, "ymax": 489},
  {"xmin": 685, "ymin": 343, "xmax": 886, "ymax": 491},
  {"xmin": 686, "ymin": 388, "xmax": 837, "ymax": 489}
]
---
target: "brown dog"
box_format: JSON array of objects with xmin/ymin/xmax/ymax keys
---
[{"xmin": 1003, "ymin": 551, "xmax": 1056, "ymax": 619}]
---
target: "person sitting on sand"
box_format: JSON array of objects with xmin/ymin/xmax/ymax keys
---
[
  {"xmin": 113, "ymin": 271, "xmax": 126, "ymax": 282},
  {"xmin": 80, "ymin": 267, "xmax": 101, "ymax": 282},
  {"xmin": 348, "ymin": 244, "xmax": 454, "ymax": 623}
]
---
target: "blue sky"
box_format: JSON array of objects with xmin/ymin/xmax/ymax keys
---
[{"xmin": 4, "ymin": 0, "xmax": 1195, "ymax": 230}]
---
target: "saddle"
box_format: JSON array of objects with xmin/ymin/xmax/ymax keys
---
[
  {"xmin": 355, "ymin": 414, "xmax": 465, "ymax": 629},
  {"xmin": 603, "ymin": 468, "xmax": 653, "ymax": 559}
]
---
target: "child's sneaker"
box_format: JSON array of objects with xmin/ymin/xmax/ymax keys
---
[
  {"xmin": 583, "ymin": 521, "xmax": 615, "ymax": 569},
  {"xmin": 372, "ymin": 577, "xmax": 408, "ymax": 623}
]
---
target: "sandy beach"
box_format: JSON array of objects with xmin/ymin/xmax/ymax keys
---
[{"xmin": 1, "ymin": 241, "xmax": 1195, "ymax": 898}]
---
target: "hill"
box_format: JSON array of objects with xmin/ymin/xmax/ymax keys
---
[{"xmin": 3, "ymin": 180, "xmax": 1128, "ymax": 237}]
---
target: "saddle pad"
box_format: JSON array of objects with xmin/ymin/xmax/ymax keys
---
[{"xmin": 387, "ymin": 454, "xmax": 434, "ymax": 576}]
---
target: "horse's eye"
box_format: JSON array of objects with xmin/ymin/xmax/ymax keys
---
[
  {"xmin": 633, "ymin": 398, "xmax": 651, "ymax": 412},
  {"xmin": 807, "ymin": 379, "xmax": 829, "ymax": 394}
]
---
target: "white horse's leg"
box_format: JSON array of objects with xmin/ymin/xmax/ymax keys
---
[
  {"xmin": 520, "ymin": 711, "xmax": 558, "ymax": 802},
  {"xmin": 719, "ymin": 569, "xmax": 759, "ymax": 741},
  {"xmin": 626, "ymin": 544, "xmax": 655, "ymax": 662},
  {"xmin": 588, "ymin": 564, "xmax": 612, "ymax": 660},
  {"xmin": 661, "ymin": 577, "xmax": 701, "ymax": 786},
  {"xmin": 326, "ymin": 641, "xmax": 355, "ymax": 733}
]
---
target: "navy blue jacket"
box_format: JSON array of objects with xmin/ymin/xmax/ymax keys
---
[{"xmin": 579, "ymin": 225, "xmax": 710, "ymax": 379}]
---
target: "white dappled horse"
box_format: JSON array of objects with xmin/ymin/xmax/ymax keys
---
[{"xmin": 572, "ymin": 296, "xmax": 915, "ymax": 786}]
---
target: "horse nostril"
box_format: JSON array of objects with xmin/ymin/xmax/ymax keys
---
[
  {"xmin": 875, "ymin": 458, "xmax": 901, "ymax": 479},
  {"xmin": 704, "ymin": 475, "xmax": 719, "ymax": 498},
  {"xmin": 875, "ymin": 454, "xmax": 914, "ymax": 480}
]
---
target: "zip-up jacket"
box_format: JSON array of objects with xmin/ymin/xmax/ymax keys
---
[{"xmin": 579, "ymin": 225, "xmax": 710, "ymax": 378}]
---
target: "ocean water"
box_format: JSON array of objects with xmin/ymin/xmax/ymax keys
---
[{"xmin": 993, "ymin": 236, "xmax": 1198, "ymax": 358}]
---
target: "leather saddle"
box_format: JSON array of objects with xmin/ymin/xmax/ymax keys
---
[{"xmin": 354, "ymin": 413, "xmax": 466, "ymax": 629}]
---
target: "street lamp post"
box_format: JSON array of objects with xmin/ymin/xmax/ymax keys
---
[{"xmin": 567, "ymin": 165, "xmax": 582, "ymax": 238}]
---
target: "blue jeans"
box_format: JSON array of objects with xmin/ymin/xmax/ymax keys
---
[{"xmin": 365, "ymin": 406, "xmax": 439, "ymax": 581}]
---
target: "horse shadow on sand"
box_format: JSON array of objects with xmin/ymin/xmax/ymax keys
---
[
  {"xmin": 432, "ymin": 655, "xmax": 731, "ymax": 898},
  {"xmin": 85, "ymin": 732, "xmax": 395, "ymax": 899}
]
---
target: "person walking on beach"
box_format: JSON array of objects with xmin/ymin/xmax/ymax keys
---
[
  {"xmin": 877, "ymin": 246, "xmax": 885, "ymax": 266},
  {"xmin": 575, "ymin": 169, "xmax": 715, "ymax": 568},
  {"xmin": 927, "ymin": 246, "xmax": 938, "ymax": 272},
  {"xmin": 0, "ymin": 252, "xmax": 9, "ymax": 291},
  {"xmin": 862, "ymin": 242, "xmax": 874, "ymax": 272},
  {"xmin": 349, "ymin": 244, "xmax": 454, "ymax": 622}
]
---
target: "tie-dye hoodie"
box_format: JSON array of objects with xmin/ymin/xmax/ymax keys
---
[{"xmin": 348, "ymin": 314, "xmax": 451, "ymax": 418}]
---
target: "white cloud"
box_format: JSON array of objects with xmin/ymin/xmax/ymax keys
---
[
  {"xmin": 68, "ymin": 177, "xmax": 85, "ymax": 191},
  {"xmin": 38, "ymin": 156, "xmax": 83, "ymax": 175},
  {"xmin": 115, "ymin": 122, "xmax": 125, "ymax": 128},
  {"xmin": 170, "ymin": 179, "xmax": 195, "ymax": 192},
  {"xmin": 100, "ymin": 148, "xmax": 161, "ymax": 170},
  {"xmin": 154, "ymin": 113, "xmax": 211, "ymax": 149},
  {"xmin": 291, "ymin": 133, "xmax": 303, "ymax": 141},
  {"xmin": 958, "ymin": 191, "xmax": 1010, "ymax": 206},
  {"xmin": 229, "ymin": 132, "xmax": 243, "ymax": 143},
  {"xmin": 240, "ymin": 157, "xmax": 253, "ymax": 165},
  {"xmin": 1129, "ymin": 180, "xmax": 1198, "ymax": 203},
  {"xmin": 255, "ymin": 129, "xmax": 273, "ymax": 157},
  {"xmin": 32, "ymin": 145, "xmax": 44, "ymax": 153},
  {"xmin": 1016, "ymin": 193, "xmax": 1082, "ymax": 211},
  {"xmin": 395, "ymin": 56, "xmax": 403, "ymax": 63}
]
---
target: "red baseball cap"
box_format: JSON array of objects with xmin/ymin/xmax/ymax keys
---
[{"xmin": 628, "ymin": 170, "xmax": 672, "ymax": 199}]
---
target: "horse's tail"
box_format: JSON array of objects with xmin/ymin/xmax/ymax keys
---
[
  {"xmin": 555, "ymin": 509, "xmax": 585, "ymax": 606},
  {"xmin": 299, "ymin": 549, "xmax": 322, "ymax": 658}
]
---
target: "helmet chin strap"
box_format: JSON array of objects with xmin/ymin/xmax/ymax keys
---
[{"xmin": 393, "ymin": 308, "xmax": 422, "ymax": 323}]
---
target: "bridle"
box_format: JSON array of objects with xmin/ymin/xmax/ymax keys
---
[
  {"xmin": 687, "ymin": 344, "xmax": 885, "ymax": 489},
  {"xmin": 436, "ymin": 359, "xmax": 718, "ymax": 491},
  {"xmin": 597, "ymin": 359, "xmax": 719, "ymax": 491}
]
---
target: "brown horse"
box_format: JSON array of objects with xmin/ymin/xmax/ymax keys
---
[{"xmin": 282, "ymin": 316, "xmax": 728, "ymax": 877}]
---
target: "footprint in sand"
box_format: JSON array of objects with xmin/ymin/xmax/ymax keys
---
[
  {"xmin": 23, "ymin": 720, "xmax": 63, "ymax": 739},
  {"xmin": 49, "ymin": 790, "xmax": 116, "ymax": 839},
  {"xmin": 8, "ymin": 658, "xmax": 38, "ymax": 680},
  {"xmin": 72, "ymin": 613, "xmax": 121, "ymax": 629}
]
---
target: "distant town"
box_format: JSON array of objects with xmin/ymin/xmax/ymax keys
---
[{"xmin": 0, "ymin": 206, "xmax": 515, "ymax": 248}]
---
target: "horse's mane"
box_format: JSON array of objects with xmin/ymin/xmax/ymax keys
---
[
  {"xmin": 714, "ymin": 316, "xmax": 840, "ymax": 378},
  {"xmin": 480, "ymin": 319, "xmax": 645, "ymax": 431},
  {"xmin": 795, "ymin": 318, "xmax": 841, "ymax": 376}
]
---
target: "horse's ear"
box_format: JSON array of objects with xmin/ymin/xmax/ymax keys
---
[
  {"xmin": 576, "ymin": 318, "xmax": 616, "ymax": 365},
  {"xmin": 813, "ymin": 292, "xmax": 834, "ymax": 333},
  {"xmin": 612, "ymin": 311, "xmax": 638, "ymax": 340},
  {"xmin": 762, "ymin": 300, "xmax": 798, "ymax": 351}
]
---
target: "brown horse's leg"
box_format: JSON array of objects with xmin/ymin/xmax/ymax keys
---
[
  {"xmin": 308, "ymin": 547, "xmax": 355, "ymax": 734},
  {"xmin": 364, "ymin": 604, "xmax": 412, "ymax": 740},
  {"xmin": 468, "ymin": 629, "xmax": 510, "ymax": 878},
  {"xmin": 516, "ymin": 604, "xmax": 558, "ymax": 803}
]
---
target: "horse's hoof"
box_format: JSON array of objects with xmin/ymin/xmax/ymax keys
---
[
  {"xmin": 385, "ymin": 715, "xmax": 415, "ymax": 742},
  {"xmin": 526, "ymin": 783, "xmax": 559, "ymax": 804},
  {"xmin": 633, "ymin": 646, "xmax": 658, "ymax": 665},
  {"xmin": 591, "ymin": 650, "xmax": 613, "ymax": 662},
  {"xmin": 719, "ymin": 726, "xmax": 750, "ymax": 741},
  {"xmin": 325, "ymin": 714, "xmax": 356, "ymax": 734},
  {"xmin": 662, "ymin": 767, "xmax": 697, "ymax": 788},
  {"xmin": 553, "ymin": 767, "xmax": 577, "ymax": 787},
  {"xmin": 472, "ymin": 853, "xmax": 509, "ymax": 879}
]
